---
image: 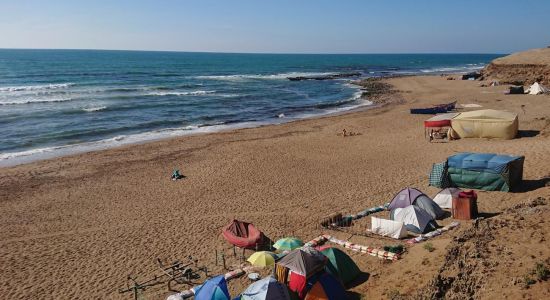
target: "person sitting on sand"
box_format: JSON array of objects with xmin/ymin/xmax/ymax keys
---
[{"xmin": 171, "ymin": 169, "xmax": 182, "ymax": 181}]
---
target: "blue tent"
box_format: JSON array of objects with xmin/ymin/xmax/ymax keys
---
[{"xmin": 194, "ymin": 275, "xmax": 230, "ymax": 300}]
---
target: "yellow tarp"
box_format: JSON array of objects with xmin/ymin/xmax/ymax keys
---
[{"xmin": 451, "ymin": 109, "xmax": 518, "ymax": 139}]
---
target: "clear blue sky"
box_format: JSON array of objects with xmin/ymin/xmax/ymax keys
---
[{"xmin": 1, "ymin": 0, "xmax": 549, "ymax": 54}]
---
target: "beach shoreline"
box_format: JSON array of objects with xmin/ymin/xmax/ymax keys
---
[{"xmin": 1, "ymin": 74, "xmax": 549, "ymax": 299}]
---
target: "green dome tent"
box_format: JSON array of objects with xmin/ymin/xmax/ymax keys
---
[{"xmin": 321, "ymin": 247, "xmax": 360, "ymax": 285}]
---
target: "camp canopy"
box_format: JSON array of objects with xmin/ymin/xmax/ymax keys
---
[
  {"xmin": 526, "ymin": 82, "xmax": 549, "ymax": 95},
  {"xmin": 370, "ymin": 217, "xmax": 407, "ymax": 239},
  {"xmin": 447, "ymin": 152, "xmax": 524, "ymax": 192},
  {"xmin": 390, "ymin": 205, "xmax": 437, "ymax": 234},
  {"xmin": 321, "ymin": 247, "xmax": 361, "ymax": 285},
  {"xmin": 387, "ymin": 187, "xmax": 445, "ymax": 219},
  {"xmin": 451, "ymin": 109, "xmax": 518, "ymax": 140},
  {"xmin": 432, "ymin": 188, "xmax": 462, "ymax": 209}
]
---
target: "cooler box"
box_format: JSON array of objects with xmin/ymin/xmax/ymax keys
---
[{"xmin": 452, "ymin": 190, "xmax": 478, "ymax": 220}]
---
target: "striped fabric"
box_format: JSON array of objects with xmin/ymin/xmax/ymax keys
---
[
  {"xmin": 429, "ymin": 162, "xmax": 450, "ymax": 188},
  {"xmin": 274, "ymin": 264, "xmax": 289, "ymax": 284}
]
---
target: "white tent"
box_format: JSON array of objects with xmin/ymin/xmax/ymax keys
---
[
  {"xmin": 432, "ymin": 187, "xmax": 462, "ymax": 209},
  {"xmin": 370, "ymin": 217, "xmax": 407, "ymax": 239},
  {"xmin": 390, "ymin": 205, "xmax": 437, "ymax": 234},
  {"xmin": 526, "ymin": 82, "xmax": 549, "ymax": 95}
]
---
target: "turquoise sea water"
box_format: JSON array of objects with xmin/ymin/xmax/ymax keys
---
[{"xmin": 0, "ymin": 50, "xmax": 502, "ymax": 166}]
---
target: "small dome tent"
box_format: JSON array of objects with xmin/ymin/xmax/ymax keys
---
[
  {"xmin": 526, "ymin": 82, "xmax": 549, "ymax": 95},
  {"xmin": 388, "ymin": 187, "xmax": 445, "ymax": 219},
  {"xmin": 320, "ymin": 247, "xmax": 361, "ymax": 286},
  {"xmin": 390, "ymin": 205, "xmax": 437, "ymax": 234},
  {"xmin": 433, "ymin": 188, "xmax": 462, "ymax": 209}
]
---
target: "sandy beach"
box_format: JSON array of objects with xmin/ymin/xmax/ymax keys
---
[{"xmin": 1, "ymin": 75, "xmax": 549, "ymax": 299}]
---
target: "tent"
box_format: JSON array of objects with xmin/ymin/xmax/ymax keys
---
[
  {"xmin": 370, "ymin": 217, "xmax": 407, "ymax": 239},
  {"xmin": 526, "ymin": 82, "xmax": 549, "ymax": 95},
  {"xmin": 320, "ymin": 248, "xmax": 361, "ymax": 285},
  {"xmin": 390, "ymin": 205, "xmax": 437, "ymax": 234},
  {"xmin": 304, "ymin": 272, "xmax": 348, "ymax": 300},
  {"xmin": 194, "ymin": 275, "xmax": 230, "ymax": 300},
  {"xmin": 432, "ymin": 188, "xmax": 462, "ymax": 209},
  {"xmin": 447, "ymin": 152, "xmax": 524, "ymax": 192},
  {"xmin": 238, "ymin": 276, "xmax": 293, "ymax": 300},
  {"xmin": 451, "ymin": 109, "xmax": 518, "ymax": 140},
  {"xmin": 276, "ymin": 248, "xmax": 326, "ymax": 278},
  {"xmin": 387, "ymin": 188, "xmax": 445, "ymax": 219},
  {"xmin": 222, "ymin": 220, "xmax": 263, "ymax": 249}
]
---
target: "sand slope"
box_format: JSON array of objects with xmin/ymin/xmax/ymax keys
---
[{"xmin": 1, "ymin": 75, "xmax": 549, "ymax": 299}]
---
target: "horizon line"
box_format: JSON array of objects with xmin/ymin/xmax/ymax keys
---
[{"xmin": 0, "ymin": 47, "xmax": 509, "ymax": 55}]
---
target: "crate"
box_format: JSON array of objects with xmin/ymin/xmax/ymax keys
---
[{"xmin": 452, "ymin": 191, "xmax": 478, "ymax": 220}]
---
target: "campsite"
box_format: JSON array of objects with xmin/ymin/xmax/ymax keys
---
[{"xmin": 1, "ymin": 47, "xmax": 550, "ymax": 300}]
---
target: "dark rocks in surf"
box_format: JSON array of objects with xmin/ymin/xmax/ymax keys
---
[{"xmin": 287, "ymin": 72, "xmax": 361, "ymax": 81}]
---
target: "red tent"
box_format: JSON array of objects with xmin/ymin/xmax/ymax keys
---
[{"xmin": 222, "ymin": 220, "xmax": 263, "ymax": 249}]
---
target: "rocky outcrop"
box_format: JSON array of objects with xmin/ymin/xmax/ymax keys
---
[
  {"xmin": 287, "ymin": 72, "xmax": 361, "ymax": 81},
  {"xmin": 481, "ymin": 48, "xmax": 550, "ymax": 85}
]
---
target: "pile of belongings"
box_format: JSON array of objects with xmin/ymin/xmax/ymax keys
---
[
  {"xmin": 273, "ymin": 247, "xmax": 351, "ymax": 299},
  {"xmin": 429, "ymin": 152, "xmax": 524, "ymax": 192},
  {"xmin": 525, "ymin": 82, "xmax": 550, "ymax": 95},
  {"xmin": 410, "ymin": 101, "xmax": 456, "ymax": 114},
  {"xmin": 222, "ymin": 220, "xmax": 264, "ymax": 249}
]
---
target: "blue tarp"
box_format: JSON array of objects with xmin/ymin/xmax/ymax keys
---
[{"xmin": 447, "ymin": 153, "xmax": 523, "ymax": 174}]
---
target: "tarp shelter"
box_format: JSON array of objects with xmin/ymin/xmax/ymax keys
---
[
  {"xmin": 370, "ymin": 217, "xmax": 407, "ymax": 239},
  {"xmin": 194, "ymin": 275, "xmax": 230, "ymax": 300},
  {"xmin": 390, "ymin": 206, "xmax": 437, "ymax": 234},
  {"xmin": 304, "ymin": 273, "xmax": 348, "ymax": 300},
  {"xmin": 320, "ymin": 248, "xmax": 361, "ymax": 285},
  {"xmin": 388, "ymin": 188, "xmax": 445, "ymax": 219},
  {"xmin": 451, "ymin": 109, "xmax": 518, "ymax": 140},
  {"xmin": 432, "ymin": 188, "xmax": 462, "ymax": 209},
  {"xmin": 447, "ymin": 153, "xmax": 524, "ymax": 192},
  {"xmin": 238, "ymin": 276, "xmax": 293, "ymax": 300},
  {"xmin": 526, "ymin": 82, "xmax": 549, "ymax": 95},
  {"xmin": 424, "ymin": 113, "xmax": 460, "ymax": 128}
]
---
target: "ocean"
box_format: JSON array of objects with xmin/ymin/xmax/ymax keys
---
[{"xmin": 0, "ymin": 50, "xmax": 502, "ymax": 166}]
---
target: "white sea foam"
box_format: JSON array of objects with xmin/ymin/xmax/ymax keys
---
[
  {"xmin": 195, "ymin": 72, "xmax": 336, "ymax": 81},
  {"xmin": 0, "ymin": 83, "xmax": 73, "ymax": 92},
  {"xmin": 0, "ymin": 97, "xmax": 73, "ymax": 105},
  {"xmin": 83, "ymin": 106, "xmax": 107, "ymax": 112},
  {"xmin": 148, "ymin": 90, "xmax": 216, "ymax": 96}
]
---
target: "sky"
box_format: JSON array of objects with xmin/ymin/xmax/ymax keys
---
[{"xmin": 1, "ymin": 0, "xmax": 549, "ymax": 54}]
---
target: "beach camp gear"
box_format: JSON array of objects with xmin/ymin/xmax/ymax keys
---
[
  {"xmin": 237, "ymin": 276, "xmax": 292, "ymax": 300},
  {"xmin": 429, "ymin": 162, "xmax": 450, "ymax": 188},
  {"xmin": 526, "ymin": 82, "xmax": 549, "ymax": 95},
  {"xmin": 320, "ymin": 247, "xmax": 360, "ymax": 285},
  {"xmin": 451, "ymin": 109, "xmax": 518, "ymax": 140},
  {"xmin": 388, "ymin": 187, "xmax": 445, "ymax": 219},
  {"xmin": 432, "ymin": 187, "xmax": 462, "ymax": 209},
  {"xmin": 452, "ymin": 190, "xmax": 478, "ymax": 220},
  {"xmin": 194, "ymin": 275, "xmax": 230, "ymax": 300},
  {"xmin": 390, "ymin": 205, "xmax": 437, "ymax": 234},
  {"xmin": 424, "ymin": 113, "xmax": 459, "ymax": 142},
  {"xmin": 247, "ymin": 251, "xmax": 275, "ymax": 267},
  {"xmin": 509, "ymin": 86, "xmax": 524, "ymax": 94},
  {"xmin": 304, "ymin": 272, "xmax": 348, "ymax": 300},
  {"xmin": 446, "ymin": 152, "xmax": 525, "ymax": 192},
  {"xmin": 462, "ymin": 72, "xmax": 481, "ymax": 80},
  {"xmin": 370, "ymin": 217, "xmax": 407, "ymax": 239},
  {"xmin": 222, "ymin": 220, "xmax": 263, "ymax": 249},
  {"xmin": 273, "ymin": 238, "xmax": 304, "ymax": 251},
  {"xmin": 410, "ymin": 101, "xmax": 456, "ymax": 115}
]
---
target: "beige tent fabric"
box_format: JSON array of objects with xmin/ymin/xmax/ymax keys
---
[{"xmin": 451, "ymin": 109, "xmax": 518, "ymax": 139}]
